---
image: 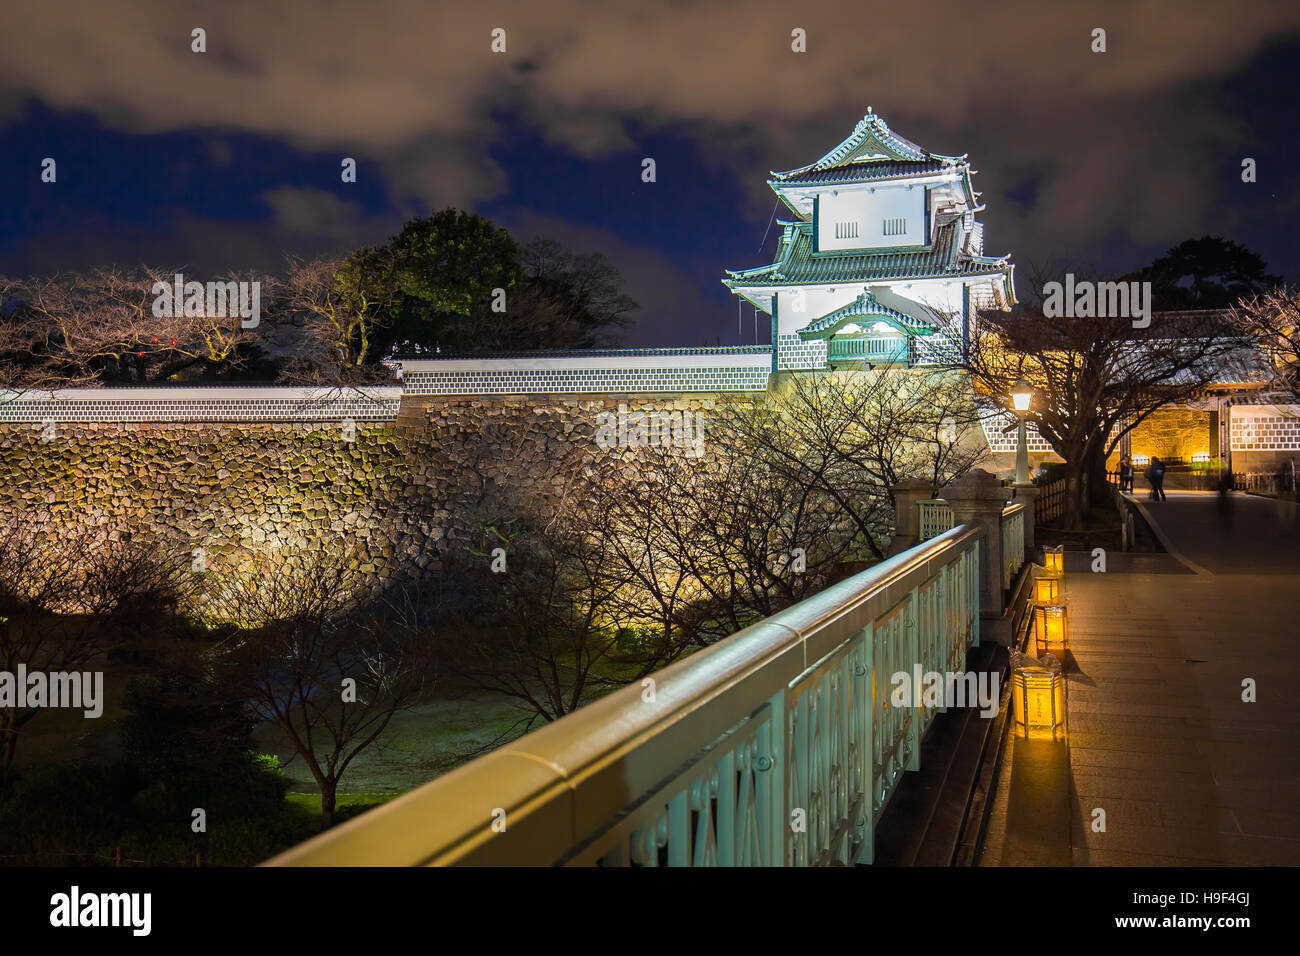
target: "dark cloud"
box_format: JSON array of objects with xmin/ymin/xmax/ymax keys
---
[
  {"xmin": 3, "ymin": 0, "xmax": 1299, "ymax": 335},
  {"xmin": 7, "ymin": 1, "xmax": 1297, "ymax": 203}
]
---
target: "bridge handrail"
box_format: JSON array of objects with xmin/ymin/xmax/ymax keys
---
[
  {"xmin": 1000, "ymin": 501, "xmax": 1026, "ymax": 590},
  {"xmin": 266, "ymin": 523, "xmax": 985, "ymax": 867},
  {"xmin": 917, "ymin": 498, "xmax": 955, "ymax": 541}
]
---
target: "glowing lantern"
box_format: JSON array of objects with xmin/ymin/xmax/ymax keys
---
[
  {"xmin": 1033, "ymin": 604, "xmax": 1069, "ymax": 655},
  {"xmin": 1010, "ymin": 378, "xmax": 1032, "ymax": 412},
  {"xmin": 1011, "ymin": 651, "xmax": 1066, "ymax": 740},
  {"xmin": 1033, "ymin": 576, "xmax": 1060, "ymax": 604},
  {"xmin": 1044, "ymin": 545, "xmax": 1064, "ymax": 575}
]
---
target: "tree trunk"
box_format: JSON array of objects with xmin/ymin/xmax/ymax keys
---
[
  {"xmin": 0, "ymin": 720, "xmax": 16, "ymax": 784},
  {"xmin": 1085, "ymin": 448, "xmax": 1111, "ymax": 512},
  {"xmin": 1064, "ymin": 456, "xmax": 1085, "ymax": 530},
  {"xmin": 320, "ymin": 779, "xmax": 338, "ymax": 829}
]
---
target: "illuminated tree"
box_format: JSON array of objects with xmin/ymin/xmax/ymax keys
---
[
  {"xmin": 0, "ymin": 527, "xmax": 189, "ymax": 782},
  {"xmin": 432, "ymin": 418, "xmax": 691, "ymax": 725},
  {"xmin": 204, "ymin": 545, "xmax": 435, "ymax": 829},
  {"xmin": 1228, "ymin": 286, "xmax": 1300, "ymax": 396},
  {"xmin": 965, "ymin": 263, "xmax": 1250, "ymax": 527},
  {"xmin": 0, "ymin": 267, "xmax": 263, "ymax": 393},
  {"xmin": 277, "ymin": 252, "xmax": 396, "ymax": 376}
]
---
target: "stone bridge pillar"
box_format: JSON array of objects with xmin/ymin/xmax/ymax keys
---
[
  {"xmin": 888, "ymin": 477, "xmax": 934, "ymax": 556},
  {"xmin": 940, "ymin": 469, "xmax": 1013, "ymax": 645}
]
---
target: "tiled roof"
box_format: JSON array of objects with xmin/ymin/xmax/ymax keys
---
[
  {"xmin": 797, "ymin": 292, "xmax": 936, "ymax": 340},
  {"xmin": 770, "ymin": 159, "xmax": 953, "ymax": 187},
  {"xmin": 395, "ymin": 346, "xmax": 772, "ymax": 360},
  {"xmin": 723, "ymin": 221, "xmax": 1010, "ymax": 288},
  {"xmin": 771, "ymin": 109, "xmax": 965, "ymax": 181},
  {"xmin": 1166, "ymin": 346, "xmax": 1274, "ymax": 387}
]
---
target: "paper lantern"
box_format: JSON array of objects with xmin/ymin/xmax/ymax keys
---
[
  {"xmin": 1043, "ymin": 545, "xmax": 1064, "ymax": 575},
  {"xmin": 1033, "ymin": 604, "xmax": 1069, "ymax": 655},
  {"xmin": 1033, "ymin": 576, "xmax": 1060, "ymax": 604},
  {"xmin": 1011, "ymin": 651, "xmax": 1066, "ymax": 740}
]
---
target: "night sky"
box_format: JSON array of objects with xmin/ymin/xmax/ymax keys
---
[{"xmin": 2, "ymin": 1, "xmax": 1298, "ymax": 346}]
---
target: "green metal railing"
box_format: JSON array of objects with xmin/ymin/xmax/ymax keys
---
[
  {"xmin": 1000, "ymin": 502, "xmax": 1026, "ymax": 590},
  {"xmin": 266, "ymin": 524, "xmax": 984, "ymax": 867},
  {"xmin": 918, "ymin": 499, "xmax": 954, "ymax": 541}
]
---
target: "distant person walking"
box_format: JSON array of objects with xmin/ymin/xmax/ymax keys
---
[
  {"xmin": 1118, "ymin": 455, "xmax": 1134, "ymax": 492},
  {"xmin": 1145, "ymin": 456, "xmax": 1167, "ymax": 501},
  {"xmin": 1216, "ymin": 466, "xmax": 1234, "ymax": 521}
]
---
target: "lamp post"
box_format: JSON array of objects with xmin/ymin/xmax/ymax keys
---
[{"xmin": 1011, "ymin": 378, "xmax": 1033, "ymax": 485}]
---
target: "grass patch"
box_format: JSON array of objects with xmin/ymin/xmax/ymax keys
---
[{"xmin": 284, "ymin": 791, "xmax": 395, "ymax": 822}]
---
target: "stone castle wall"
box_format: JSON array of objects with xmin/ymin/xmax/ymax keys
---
[
  {"xmin": 0, "ymin": 395, "xmax": 728, "ymax": 589},
  {"xmin": 1129, "ymin": 407, "xmax": 1214, "ymax": 461}
]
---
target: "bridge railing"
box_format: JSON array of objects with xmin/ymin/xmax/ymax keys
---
[
  {"xmin": 266, "ymin": 523, "xmax": 984, "ymax": 868},
  {"xmin": 1000, "ymin": 501, "xmax": 1026, "ymax": 590},
  {"xmin": 917, "ymin": 499, "xmax": 954, "ymax": 541}
]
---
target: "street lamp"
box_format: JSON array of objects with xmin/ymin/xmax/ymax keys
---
[{"xmin": 1011, "ymin": 378, "xmax": 1033, "ymax": 484}]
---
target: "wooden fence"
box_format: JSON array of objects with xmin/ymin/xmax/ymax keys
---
[{"xmin": 1034, "ymin": 479, "xmax": 1066, "ymax": 524}]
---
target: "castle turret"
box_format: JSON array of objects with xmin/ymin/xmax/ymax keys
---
[{"xmin": 723, "ymin": 108, "xmax": 1015, "ymax": 372}]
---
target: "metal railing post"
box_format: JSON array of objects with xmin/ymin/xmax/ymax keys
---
[{"xmin": 905, "ymin": 588, "xmax": 922, "ymax": 772}]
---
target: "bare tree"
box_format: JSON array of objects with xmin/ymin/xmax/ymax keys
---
[
  {"xmin": 751, "ymin": 369, "xmax": 986, "ymax": 500},
  {"xmin": 554, "ymin": 377, "xmax": 971, "ymax": 649},
  {"xmin": 438, "ymin": 498, "xmax": 690, "ymax": 724},
  {"xmin": 0, "ymin": 267, "xmax": 261, "ymax": 394},
  {"xmin": 0, "ymin": 526, "xmax": 191, "ymax": 781},
  {"xmin": 429, "ymin": 416, "xmax": 693, "ymax": 723},
  {"xmin": 963, "ymin": 262, "xmax": 1250, "ymax": 526},
  {"xmin": 0, "ymin": 274, "xmax": 99, "ymax": 393},
  {"xmin": 582, "ymin": 433, "xmax": 861, "ymax": 646},
  {"xmin": 1228, "ymin": 286, "xmax": 1300, "ymax": 396},
  {"xmin": 203, "ymin": 545, "xmax": 434, "ymax": 828},
  {"xmin": 277, "ymin": 254, "xmax": 395, "ymax": 377}
]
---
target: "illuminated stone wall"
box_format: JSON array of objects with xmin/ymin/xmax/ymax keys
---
[
  {"xmin": 1129, "ymin": 407, "xmax": 1213, "ymax": 461},
  {"xmin": 0, "ymin": 395, "xmax": 725, "ymax": 588}
]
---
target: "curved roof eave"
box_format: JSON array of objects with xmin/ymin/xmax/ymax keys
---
[
  {"xmin": 799, "ymin": 313, "xmax": 928, "ymax": 342},
  {"xmin": 770, "ymin": 109, "xmax": 933, "ymax": 178}
]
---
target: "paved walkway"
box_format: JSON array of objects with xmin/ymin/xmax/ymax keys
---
[{"xmin": 980, "ymin": 491, "xmax": 1300, "ymax": 866}]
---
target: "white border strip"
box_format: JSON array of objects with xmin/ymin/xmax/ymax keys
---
[
  {"xmin": 398, "ymin": 354, "xmax": 772, "ymax": 372},
  {"xmin": 0, "ymin": 386, "xmax": 403, "ymax": 403}
]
